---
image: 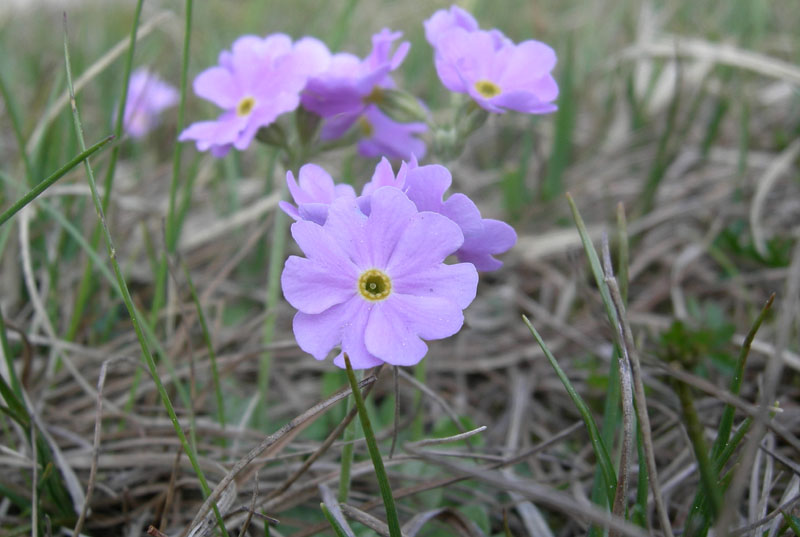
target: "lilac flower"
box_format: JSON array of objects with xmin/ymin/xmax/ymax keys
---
[
  {"xmin": 428, "ymin": 22, "xmax": 558, "ymax": 114},
  {"xmin": 122, "ymin": 68, "xmax": 178, "ymax": 138},
  {"xmin": 301, "ymin": 28, "xmax": 409, "ymax": 123},
  {"xmin": 279, "ymin": 164, "xmax": 356, "ymax": 225},
  {"xmin": 281, "ymin": 186, "xmax": 478, "ymax": 369},
  {"xmin": 179, "ymin": 34, "xmax": 329, "ymax": 156},
  {"xmin": 321, "ymin": 105, "xmax": 426, "ymax": 161},
  {"xmin": 361, "ymin": 159, "xmax": 516, "ymax": 271},
  {"xmin": 423, "ymin": 5, "xmax": 479, "ymax": 46}
]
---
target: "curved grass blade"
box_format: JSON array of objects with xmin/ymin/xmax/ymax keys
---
[{"xmin": 522, "ymin": 316, "xmax": 617, "ymax": 499}]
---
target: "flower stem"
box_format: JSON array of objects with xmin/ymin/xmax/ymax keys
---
[
  {"xmin": 337, "ymin": 369, "xmax": 362, "ymax": 502},
  {"xmin": 343, "ymin": 355, "xmax": 401, "ymax": 537}
]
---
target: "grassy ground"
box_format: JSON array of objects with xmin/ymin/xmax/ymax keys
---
[{"xmin": 1, "ymin": 0, "xmax": 799, "ymax": 536}]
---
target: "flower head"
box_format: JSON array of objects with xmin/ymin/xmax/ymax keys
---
[
  {"xmin": 122, "ymin": 68, "xmax": 178, "ymax": 138},
  {"xmin": 281, "ymin": 186, "xmax": 478, "ymax": 369},
  {"xmin": 279, "ymin": 164, "xmax": 356, "ymax": 225},
  {"xmin": 321, "ymin": 105, "xmax": 426, "ymax": 161},
  {"xmin": 301, "ymin": 28, "xmax": 409, "ymax": 121},
  {"xmin": 425, "ymin": 6, "xmax": 558, "ymax": 115},
  {"xmin": 361, "ymin": 160, "xmax": 517, "ymax": 271},
  {"xmin": 179, "ymin": 34, "xmax": 329, "ymax": 156}
]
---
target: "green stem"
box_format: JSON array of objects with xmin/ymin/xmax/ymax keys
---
[
  {"xmin": 343, "ymin": 355, "xmax": 401, "ymax": 537},
  {"xmin": 337, "ymin": 370, "xmax": 362, "ymax": 503},
  {"xmin": 674, "ymin": 377, "xmax": 722, "ymax": 519},
  {"xmin": 0, "ymin": 136, "xmax": 114, "ymax": 228}
]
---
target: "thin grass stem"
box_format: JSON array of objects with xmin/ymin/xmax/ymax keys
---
[
  {"xmin": 61, "ymin": 19, "xmax": 229, "ymax": 537},
  {"xmin": 343, "ymin": 355, "xmax": 402, "ymax": 537}
]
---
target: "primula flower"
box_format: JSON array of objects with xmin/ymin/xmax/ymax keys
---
[
  {"xmin": 279, "ymin": 164, "xmax": 356, "ymax": 225},
  {"xmin": 429, "ymin": 26, "xmax": 558, "ymax": 114},
  {"xmin": 301, "ymin": 28, "xmax": 409, "ymax": 122},
  {"xmin": 122, "ymin": 68, "xmax": 178, "ymax": 138},
  {"xmin": 281, "ymin": 186, "xmax": 478, "ymax": 369},
  {"xmin": 179, "ymin": 34, "xmax": 329, "ymax": 156},
  {"xmin": 321, "ymin": 105, "xmax": 426, "ymax": 161},
  {"xmin": 361, "ymin": 159, "xmax": 517, "ymax": 271}
]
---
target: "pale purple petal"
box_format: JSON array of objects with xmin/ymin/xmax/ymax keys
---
[
  {"xmin": 385, "ymin": 211, "xmax": 463, "ymax": 277},
  {"xmin": 193, "ymin": 66, "xmax": 240, "ymax": 108},
  {"xmin": 392, "ymin": 263, "xmax": 478, "ymax": 309},
  {"xmin": 364, "ymin": 302, "xmax": 428, "ymax": 366},
  {"xmin": 457, "ymin": 218, "xmax": 517, "ymax": 271},
  {"xmin": 293, "ymin": 297, "xmax": 360, "ymax": 360},
  {"xmin": 357, "ymin": 106, "xmax": 427, "ymax": 161},
  {"xmin": 333, "ymin": 302, "xmax": 384, "ymax": 369},
  {"xmin": 364, "ymin": 187, "xmax": 418, "ymax": 267},
  {"xmin": 297, "ymin": 203, "xmax": 330, "ymax": 225},
  {"xmin": 440, "ymin": 193, "xmax": 484, "ymax": 237},
  {"xmin": 424, "ymin": 6, "xmax": 479, "ymax": 46},
  {"xmin": 403, "ymin": 165, "xmax": 452, "ymax": 212},
  {"xmin": 362, "ymin": 157, "xmax": 404, "ymax": 197},
  {"xmin": 278, "ymin": 200, "xmax": 301, "ymax": 221},
  {"xmin": 384, "ymin": 294, "xmax": 465, "ymax": 340},
  {"xmin": 323, "ymin": 196, "xmax": 370, "ymax": 268},
  {"xmin": 281, "ymin": 255, "xmax": 356, "ymax": 314},
  {"xmin": 290, "ymin": 219, "xmax": 356, "ymax": 268}
]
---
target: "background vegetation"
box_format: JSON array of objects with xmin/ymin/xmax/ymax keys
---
[{"xmin": 0, "ymin": 0, "xmax": 799, "ymax": 536}]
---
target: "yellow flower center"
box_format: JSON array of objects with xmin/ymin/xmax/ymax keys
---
[
  {"xmin": 357, "ymin": 116, "xmax": 374, "ymax": 137},
  {"xmin": 357, "ymin": 269, "xmax": 391, "ymax": 301},
  {"xmin": 474, "ymin": 80, "xmax": 501, "ymax": 98},
  {"xmin": 236, "ymin": 96, "xmax": 256, "ymax": 117}
]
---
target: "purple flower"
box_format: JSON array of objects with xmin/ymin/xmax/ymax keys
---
[
  {"xmin": 279, "ymin": 164, "xmax": 356, "ymax": 225},
  {"xmin": 179, "ymin": 34, "xmax": 329, "ymax": 156},
  {"xmin": 281, "ymin": 186, "xmax": 478, "ymax": 369},
  {"xmin": 301, "ymin": 28, "xmax": 410, "ymax": 122},
  {"xmin": 423, "ymin": 5, "xmax": 479, "ymax": 46},
  {"xmin": 122, "ymin": 68, "xmax": 178, "ymax": 138},
  {"xmin": 429, "ymin": 23, "xmax": 558, "ymax": 114},
  {"xmin": 361, "ymin": 159, "xmax": 516, "ymax": 271},
  {"xmin": 321, "ymin": 105, "xmax": 426, "ymax": 161}
]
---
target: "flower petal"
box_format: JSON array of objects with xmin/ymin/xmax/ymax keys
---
[
  {"xmin": 364, "ymin": 302, "xmax": 428, "ymax": 366},
  {"xmin": 193, "ymin": 66, "xmax": 240, "ymax": 109},
  {"xmin": 385, "ymin": 211, "xmax": 463, "ymax": 277},
  {"xmin": 333, "ymin": 301, "xmax": 384, "ymax": 369},
  {"xmin": 392, "ymin": 262, "xmax": 478, "ymax": 309},
  {"xmin": 364, "ymin": 186, "xmax": 419, "ymax": 267},
  {"xmin": 403, "ymin": 165, "xmax": 452, "ymax": 212},
  {"xmin": 281, "ymin": 255, "xmax": 356, "ymax": 314},
  {"xmin": 457, "ymin": 218, "xmax": 517, "ymax": 271},
  {"xmin": 385, "ymin": 294, "xmax": 465, "ymax": 340},
  {"xmin": 292, "ymin": 297, "xmax": 359, "ymax": 360},
  {"xmin": 323, "ymin": 196, "xmax": 370, "ymax": 267}
]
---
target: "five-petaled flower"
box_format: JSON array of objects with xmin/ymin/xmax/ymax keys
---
[
  {"xmin": 426, "ymin": 7, "xmax": 558, "ymax": 115},
  {"xmin": 179, "ymin": 34, "xmax": 329, "ymax": 156},
  {"xmin": 281, "ymin": 187, "xmax": 478, "ymax": 369},
  {"xmin": 123, "ymin": 68, "xmax": 178, "ymax": 139}
]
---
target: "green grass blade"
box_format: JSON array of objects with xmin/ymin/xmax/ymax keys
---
[
  {"xmin": 522, "ymin": 316, "xmax": 617, "ymax": 500},
  {"xmin": 0, "ymin": 135, "xmax": 114, "ymax": 228},
  {"xmin": 674, "ymin": 380, "xmax": 722, "ymax": 518},
  {"xmin": 711, "ymin": 294, "xmax": 774, "ymax": 460},
  {"xmin": 343, "ymin": 355, "xmax": 402, "ymax": 537},
  {"xmin": 61, "ymin": 19, "xmax": 229, "ymax": 537},
  {"xmin": 321, "ymin": 504, "xmax": 351, "ymax": 537},
  {"xmin": 565, "ymin": 193, "xmax": 618, "ymax": 327},
  {"xmin": 151, "ymin": 0, "xmax": 195, "ymax": 326}
]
